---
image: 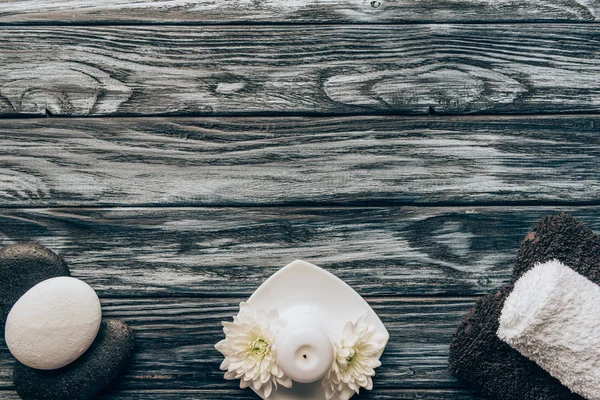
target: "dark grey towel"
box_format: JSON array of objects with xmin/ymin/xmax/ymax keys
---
[{"xmin": 449, "ymin": 213, "xmax": 599, "ymax": 399}]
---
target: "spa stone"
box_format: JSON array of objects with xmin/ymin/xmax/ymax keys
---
[
  {"xmin": 14, "ymin": 320, "xmax": 135, "ymax": 400},
  {"xmin": 5, "ymin": 276, "xmax": 102, "ymax": 370},
  {"xmin": 0, "ymin": 243, "xmax": 70, "ymax": 330}
]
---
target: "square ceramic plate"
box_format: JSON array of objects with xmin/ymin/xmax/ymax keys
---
[{"xmin": 247, "ymin": 260, "xmax": 389, "ymax": 400}]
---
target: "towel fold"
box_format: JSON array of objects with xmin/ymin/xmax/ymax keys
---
[
  {"xmin": 449, "ymin": 213, "xmax": 600, "ymax": 400},
  {"xmin": 498, "ymin": 260, "xmax": 600, "ymax": 400},
  {"xmin": 449, "ymin": 284, "xmax": 579, "ymax": 400}
]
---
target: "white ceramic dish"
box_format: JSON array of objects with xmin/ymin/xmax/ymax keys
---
[{"xmin": 246, "ymin": 260, "xmax": 389, "ymax": 400}]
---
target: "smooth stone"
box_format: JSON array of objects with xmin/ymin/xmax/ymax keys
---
[
  {"xmin": 14, "ymin": 319, "xmax": 135, "ymax": 400},
  {"xmin": 5, "ymin": 276, "xmax": 102, "ymax": 370},
  {"xmin": 0, "ymin": 243, "xmax": 70, "ymax": 330}
]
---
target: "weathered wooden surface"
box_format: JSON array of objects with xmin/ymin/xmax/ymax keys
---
[
  {"xmin": 2, "ymin": 1, "xmax": 598, "ymax": 399},
  {"xmin": 0, "ymin": 206, "xmax": 598, "ymax": 297},
  {"xmin": 1, "ymin": 116, "xmax": 599, "ymax": 206},
  {"xmin": 0, "ymin": 298, "xmax": 478, "ymax": 392},
  {"xmin": 2, "ymin": 25, "xmax": 600, "ymax": 116},
  {"xmin": 0, "ymin": 389, "xmax": 484, "ymax": 400},
  {"xmin": 0, "ymin": 0, "xmax": 597, "ymax": 23}
]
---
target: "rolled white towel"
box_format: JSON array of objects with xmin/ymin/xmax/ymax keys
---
[{"xmin": 498, "ymin": 259, "xmax": 600, "ymax": 400}]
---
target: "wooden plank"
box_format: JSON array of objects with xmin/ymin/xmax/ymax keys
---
[
  {"xmin": 0, "ymin": 389, "xmax": 484, "ymax": 400},
  {"xmin": 0, "ymin": 206, "xmax": 599, "ymax": 297},
  {"xmin": 100, "ymin": 389, "xmax": 484, "ymax": 400},
  {"xmin": 0, "ymin": 116, "xmax": 599, "ymax": 206},
  {"xmin": 0, "ymin": 0, "xmax": 597, "ymax": 23},
  {"xmin": 1, "ymin": 25, "xmax": 600, "ymax": 116},
  {"xmin": 0, "ymin": 297, "xmax": 477, "ymax": 391}
]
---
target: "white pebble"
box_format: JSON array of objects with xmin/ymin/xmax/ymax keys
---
[{"xmin": 5, "ymin": 277, "xmax": 102, "ymax": 370}]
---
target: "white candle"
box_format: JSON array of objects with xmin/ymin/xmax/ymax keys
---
[{"xmin": 276, "ymin": 321, "xmax": 334, "ymax": 383}]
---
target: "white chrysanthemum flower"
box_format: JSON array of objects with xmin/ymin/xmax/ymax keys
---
[
  {"xmin": 215, "ymin": 302, "xmax": 292, "ymax": 398},
  {"xmin": 322, "ymin": 314, "xmax": 386, "ymax": 400}
]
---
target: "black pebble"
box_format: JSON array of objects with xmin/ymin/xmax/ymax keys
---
[
  {"xmin": 14, "ymin": 319, "xmax": 135, "ymax": 400},
  {"xmin": 448, "ymin": 213, "xmax": 597, "ymax": 399},
  {"xmin": 0, "ymin": 242, "xmax": 70, "ymax": 330}
]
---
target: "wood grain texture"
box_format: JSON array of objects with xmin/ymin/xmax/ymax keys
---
[
  {"xmin": 0, "ymin": 116, "xmax": 599, "ymax": 206},
  {"xmin": 0, "ymin": 298, "xmax": 478, "ymax": 392},
  {"xmin": 0, "ymin": 389, "xmax": 484, "ymax": 400},
  {"xmin": 2, "ymin": 4, "xmax": 593, "ymax": 400},
  {"xmin": 2, "ymin": 25, "xmax": 600, "ymax": 116},
  {"xmin": 100, "ymin": 389, "xmax": 484, "ymax": 400},
  {"xmin": 0, "ymin": 0, "xmax": 597, "ymax": 23},
  {"xmin": 0, "ymin": 206, "xmax": 599, "ymax": 297}
]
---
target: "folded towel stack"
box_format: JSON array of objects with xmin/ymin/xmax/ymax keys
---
[{"xmin": 449, "ymin": 213, "xmax": 599, "ymax": 400}]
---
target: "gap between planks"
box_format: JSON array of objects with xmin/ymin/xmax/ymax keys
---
[
  {"xmin": 0, "ymin": 201, "xmax": 600, "ymax": 210},
  {"xmin": 4, "ymin": 110, "xmax": 600, "ymax": 120},
  {"xmin": 0, "ymin": 388, "xmax": 485, "ymax": 400},
  {"xmin": 4, "ymin": 111, "xmax": 600, "ymax": 119},
  {"xmin": 0, "ymin": 20, "xmax": 598, "ymax": 27}
]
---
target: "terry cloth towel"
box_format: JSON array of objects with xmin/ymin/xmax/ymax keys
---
[
  {"xmin": 498, "ymin": 260, "xmax": 600, "ymax": 400},
  {"xmin": 449, "ymin": 213, "xmax": 600, "ymax": 400}
]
